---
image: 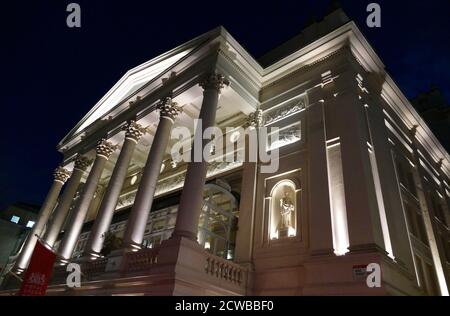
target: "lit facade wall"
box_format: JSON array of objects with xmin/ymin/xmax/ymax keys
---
[{"xmin": 2, "ymin": 12, "xmax": 449, "ymax": 296}]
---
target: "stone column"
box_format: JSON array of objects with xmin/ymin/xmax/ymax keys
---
[
  {"xmin": 363, "ymin": 73, "xmax": 414, "ymax": 273},
  {"xmin": 173, "ymin": 73, "xmax": 229, "ymax": 241},
  {"xmin": 14, "ymin": 167, "xmax": 71, "ymax": 273},
  {"xmin": 42, "ymin": 155, "xmax": 92, "ymax": 248},
  {"xmin": 122, "ymin": 98, "xmax": 182, "ymax": 251},
  {"xmin": 330, "ymin": 72, "xmax": 384, "ymax": 253},
  {"xmin": 84, "ymin": 121, "xmax": 147, "ymax": 258},
  {"xmin": 234, "ymin": 110, "xmax": 261, "ymax": 264},
  {"xmin": 57, "ymin": 139, "xmax": 117, "ymax": 262},
  {"xmin": 307, "ymin": 85, "xmax": 335, "ymax": 255},
  {"xmin": 365, "ymin": 94, "xmax": 415, "ymax": 270}
]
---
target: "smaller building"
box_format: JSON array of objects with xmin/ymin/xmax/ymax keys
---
[{"xmin": 0, "ymin": 203, "xmax": 39, "ymax": 283}]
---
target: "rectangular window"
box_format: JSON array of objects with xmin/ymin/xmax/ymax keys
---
[
  {"xmin": 441, "ymin": 235, "xmax": 450, "ymax": 263},
  {"xmin": 26, "ymin": 221, "xmax": 35, "ymax": 228},
  {"xmin": 430, "ymin": 193, "xmax": 446, "ymax": 224},
  {"xmin": 10, "ymin": 216, "xmax": 20, "ymax": 224},
  {"xmin": 395, "ymin": 155, "xmax": 418, "ymax": 197},
  {"xmin": 404, "ymin": 203, "xmax": 429, "ymax": 246}
]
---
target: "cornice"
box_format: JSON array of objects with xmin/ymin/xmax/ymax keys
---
[
  {"xmin": 56, "ymin": 22, "xmax": 450, "ymax": 180},
  {"xmin": 381, "ymin": 76, "xmax": 450, "ymax": 178}
]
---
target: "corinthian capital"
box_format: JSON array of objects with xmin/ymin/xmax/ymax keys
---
[
  {"xmin": 124, "ymin": 120, "xmax": 147, "ymax": 143},
  {"xmin": 96, "ymin": 139, "xmax": 118, "ymax": 159},
  {"xmin": 74, "ymin": 155, "xmax": 93, "ymax": 171},
  {"xmin": 200, "ymin": 73, "xmax": 230, "ymax": 92},
  {"xmin": 53, "ymin": 167, "xmax": 71, "ymax": 184},
  {"xmin": 157, "ymin": 97, "xmax": 182, "ymax": 121},
  {"xmin": 248, "ymin": 109, "xmax": 264, "ymax": 128}
]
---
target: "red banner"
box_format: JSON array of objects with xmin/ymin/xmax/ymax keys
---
[{"xmin": 18, "ymin": 240, "xmax": 56, "ymax": 296}]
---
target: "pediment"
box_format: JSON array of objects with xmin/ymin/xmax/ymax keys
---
[{"xmin": 59, "ymin": 27, "xmax": 226, "ymax": 146}]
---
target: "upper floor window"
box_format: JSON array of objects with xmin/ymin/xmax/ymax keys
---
[
  {"xmin": 395, "ymin": 154, "xmax": 418, "ymax": 197},
  {"xmin": 429, "ymin": 193, "xmax": 447, "ymax": 225},
  {"xmin": 404, "ymin": 202, "xmax": 428, "ymax": 246},
  {"xmin": 26, "ymin": 221, "xmax": 35, "ymax": 228},
  {"xmin": 10, "ymin": 215, "xmax": 20, "ymax": 224}
]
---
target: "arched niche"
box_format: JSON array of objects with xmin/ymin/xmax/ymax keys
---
[{"xmin": 269, "ymin": 179, "xmax": 298, "ymax": 240}]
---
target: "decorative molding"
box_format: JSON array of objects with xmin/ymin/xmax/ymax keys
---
[
  {"xmin": 74, "ymin": 155, "xmax": 93, "ymax": 171},
  {"xmin": 264, "ymin": 46, "xmax": 348, "ymax": 88},
  {"xmin": 157, "ymin": 97, "xmax": 182, "ymax": 120},
  {"xmin": 96, "ymin": 139, "xmax": 118, "ymax": 159},
  {"xmin": 124, "ymin": 120, "xmax": 147, "ymax": 142},
  {"xmin": 200, "ymin": 73, "xmax": 230, "ymax": 92},
  {"xmin": 207, "ymin": 160, "xmax": 243, "ymax": 178},
  {"xmin": 115, "ymin": 160, "xmax": 243, "ymax": 210},
  {"xmin": 248, "ymin": 109, "xmax": 264, "ymax": 128},
  {"xmin": 269, "ymin": 124, "xmax": 302, "ymax": 151},
  {"xmin": 53, "ymin": 167, "xmax": 71, "ymax": 183},
  {"xmin": 264, "ymin": 96, "xmax": 306, "ymax": 126},
  {"xmin": 117, "ymin": 190, "xmax": 136, "ymax": 210}
]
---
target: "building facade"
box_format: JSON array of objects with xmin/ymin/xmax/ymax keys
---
[
  {"xmin": 0, "ymin": 203, "xmax": 39, "ymax": 282},
  {"xmin": 1, "ymin": 9, "xmax": 450, "ymax": 296}
]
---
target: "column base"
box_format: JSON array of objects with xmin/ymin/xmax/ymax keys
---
[
  {"xmin": 171, "ymin": 230, "xmax": 198, "ymax": 242},
  {"xmin": 82, "ymin": 251, "xmax": 103, "ymax": 261},
  {"xmin": 55, "ymin": 257, "xmax": 70, "ymax": 266},
  {"xmin": 11, "ymin": 266, "xmax": 25, "ymax": 276},
  {"xmin": 121, "ymin": 241, "xmax": 142, "ymax": 253},
  {"xmin": 348, "ymin": 243, "xmax": 386, "ymax": 255}
]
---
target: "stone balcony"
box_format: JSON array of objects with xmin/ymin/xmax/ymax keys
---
[{"xmin": 46, "ymin": 236, "xmax": 250, "ymax": 296}]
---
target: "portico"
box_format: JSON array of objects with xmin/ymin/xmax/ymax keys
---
[{"xmin": 2, "ymin": 8, "xmax": 449, "ymax": 296}]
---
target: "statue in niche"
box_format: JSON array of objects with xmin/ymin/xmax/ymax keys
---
[{"xmin": 277, "ymin": 190, "xmax": 295, "ymax": 238}]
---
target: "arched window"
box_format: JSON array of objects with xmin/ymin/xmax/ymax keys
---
[{"xmin": 198, "ymin": 182, "xmax": 239, "ymax": 260}]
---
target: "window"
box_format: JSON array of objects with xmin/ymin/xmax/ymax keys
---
[
  {"xmin": 404, "ymin": 203, "xmax": 428, "ymax": 245},
  {"xmin": 10, "ymin": 216, "xmax": 20, "ymax": 224},
  {"xmin": 395, "ymin": 155, "xmax": 418, "ymax": 197},
  {"xmin": 142, "ymin": 235, "xmax": 162, "ymax": 249},
  {"xmin": 26, "ymin": 221, "xmax": 35, "ymax": 228},
  {"xmin": 198, "ymin": 183, "xmax": 239, "ymax": 260},
  {"xmin": 440, "ymin": 235, "xmax": 450, "ymax": 263},
  {"xmin": 429, "ymin": 193, "xmax": 446, "ymax": 224}
]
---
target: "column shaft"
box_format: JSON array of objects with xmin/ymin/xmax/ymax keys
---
[
  {"xmin": 367, "ymin": 100, "xmax": 415, "ymax": 269},
  {"xmin": 173, "ymin": 74, "xmax": 228, "ymax": 240},
  {"xmin": 234, "ymin": 160, "xmax": 257, "ymax": 263},
  {"xmin": 43, "ymin": 168, "xmax": 85, "ymax": 247},
  {"xmin": 307, "ymin": 86, "xmax": 335, "ymax": 255},
  {"xmin": 84, "ymin": 137, "xmax": 138, "ymax": 257},
  {"xmin": 122, "ymin": 118, "xmax": 174, "ymax": 250},
  {"xmin": 57, "ymin": 140, "xmax": 116, "ymax": 262},
  {"xmin": 234, "ymin": 111, "xmax": 261, "ymax": 264},
  {"xmin": 14, "ymin": 167, "xmax": 69, "ymax": 272},
  {"xmin": 328, "ymin": 73, "xmax": 384, "ymax": 252}
]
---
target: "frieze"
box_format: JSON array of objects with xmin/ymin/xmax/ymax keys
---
[{"xmin": 264, "ymin": 96, "xmax": 306, "ymax": 125}]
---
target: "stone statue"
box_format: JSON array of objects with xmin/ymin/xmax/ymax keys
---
[
  {"xmin": 277, "ymin": 190, "xmax": 295, "ymax": 238},
  {"xmin": 279, "ymin": 191, "xmax": 294, "ymax": 228}
]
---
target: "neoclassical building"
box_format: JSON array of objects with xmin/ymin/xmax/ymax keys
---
[{"xmin": 2, "ymin": 8, "xmax": 450, "ymax": 296}]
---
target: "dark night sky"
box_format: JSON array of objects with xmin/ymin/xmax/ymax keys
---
[{"xmin": 1, "ymin": 0, "xmax": 449, "ymax": 210}]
